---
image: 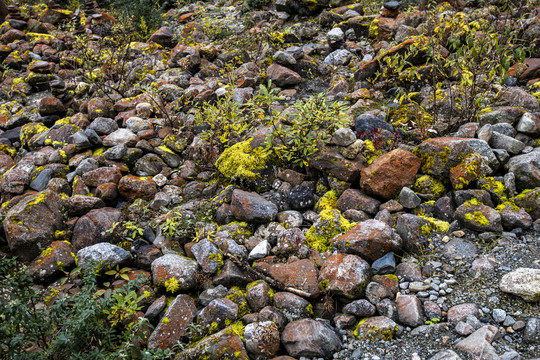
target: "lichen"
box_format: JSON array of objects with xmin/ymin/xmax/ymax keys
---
[
  {"xmin": 464, "ymin": 211, "xmax": 490, "ymax": 226},
  {"xmin": 215, "ymin": 139, "xmax": 271, "ymax": 180}
]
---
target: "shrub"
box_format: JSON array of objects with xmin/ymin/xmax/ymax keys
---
[
  {"xmin": 0, "ymin": 256, "xmax": 171, "ymax": 360},
  {"xmin": 264, "ymin": 93, "xmax": 350, "ymax": 167}
]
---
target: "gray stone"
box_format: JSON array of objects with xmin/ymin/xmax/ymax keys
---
[
  {"xmin": 343, "ymin": 299, "xmax": 376, "ymax": 317},
  {"xmin": 492, "ymin": 309, "xmax": 506, "ymax": 323},
  {"xmin": 324, "ymin": 49, "xmax": 352, "ymax": 66},
  {"xmin": 191, "ymin": 238, "xmax": 224, "ymax": 274},
  {"xmin": 198, "ymin": 298, "xmax": 238, "ymax": 329},
  {"xmin": 398, "ymin": 187, "xmax": 421, "ymax": 209},
  {"xmin": 30, "ymin": 168, "xmax": 53, "ymax": 191},
  {"xmin": 477, "ymin": 124, "xmax": 492, "ymax": 143},
  {"xmin": 244, "ymin": 321, "xmax": 280, "ymax": 359},
  {"xmin": 77, "ymin": 243, "xmax": 132, "ymax": 271},
  {"xmin": 429, "ymin": 350, "xmax": 463, "ymax": 360},
  {"xmin": 231, "ymin": 189, "xmax": 278, "ymax": 223},
  {"xmin": 455, "ymin": 321, "xmax": 474, "ymax": 336},
  {"xmin": 524, "ymin": 318, "xmax": 540, "ymax": 343},
  {"xmin": 371, "ymin": 251, "xmax": 396, "ymax": 275},
  {"xmin": 332, "ymin": 127, "xmax": 357, "ymax": 146},
  {"xmin": 455, "ymin": 325, "xmax": 500, "ymax": 360},
  {"xmin": 72, "ymin": 131, "xmax": 91, "ymax": 150},
  {"xmin": 102, "ymin": 128, "xmax": 138, "ymax": 147},
  {"xmin": 397, "ymin": 295, "xmax": 424, "ymax": 328},
  {"xmin": 248, "ymin": 240, "xmax": 270, "ymax": 261},
  {"xmin": 199, "ymin": 285, "xmax": 228, "ymax": 307},
  {"xmin": 490, "ymin": 131, "xmax": 525, "ymax": 154},
  {"xmin": 151, "ymin": 254, "xmax": 199, "ymax": 292},
  {"xmin": 88, "ymin": 117, "xmax": 118, "ymax": 135},
  {"xmin": 516, "ymin": 112, "xmax": 540, "ymax": 135},
  {"xmin": 327, "ymin": 27, "xmax": 344, "ymax": 43},
  {"xmin": 273, "ymin": 51, "xmax": 297, "ymax": 65}
]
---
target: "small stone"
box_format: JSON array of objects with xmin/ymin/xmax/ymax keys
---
[
  {"xmin": 492, "ymin": 309, "xmax": 506, "ymax": 323},
  {"xmin": 455, "ymin": 321, "xmax": 474, "ymax": 336},
  {"xmin": 327, "ymin": 27, "xmax": 344, "ymax": 43},
  {"xmin": 371, "ymin": 252, "xmax": 396, "ymax": 275}
]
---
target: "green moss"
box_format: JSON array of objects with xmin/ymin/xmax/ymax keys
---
[
  {"xmin": 315, "ymin": 190, "xmax": 338, "ymax": 212},
  {"xmin": 20, "ymin": 123, "xmax": 48, "ymax": 146},
  {"xmin": 369, "ymin": 18, "xmax": 379, "ymax": 38},
  {"xmin": 305, "ymin": 209, "xmax": 355, "ymax": 253},
  {"xmin": 413, "ymin": 175, "xmax": 446, "ymax": 197},
  {"xmin": 479, "ymin": 177, "xmax": 506, "ymax": 197},
  {"xmin": 228, "ymin": 321, "xmax": 245, "ymax": 341},
  {"xmin": 215, "ymin": 139, "xmax": 271, "ymax": 180},
  {"xmin": 319, "ymin": 279, "xmax": 330, "ymax": 290}
]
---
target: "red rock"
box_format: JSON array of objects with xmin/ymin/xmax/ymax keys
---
[
  {"xmin": 28, "ymin": 240, "xmax": 76, "ymax": 282},
  {"xmin": 95, "ymin": 182, "xmax": 118, "ymax": 202},
  {"xmin": 118, "ymin": 175, "xmax": 158, "ymax": 201},
  {"xmin": 508, "ymin": 58, "xmax": 540, "ymax": 81},
  {"xmin": 396, "ymin": 295, "xmax": 424, "ymax": 327},
  {"xmin": 337, "ymin": 189, "xmax": 381, "ymax": 215},
  {"xmin": 39, "ymin": 9, "xmax": 71, "ymax": 25},
  {"xmin": 87, "ymin": 98, "xmax": 113, "ymax": 120},
  {"xmin": 309, "ymin": 146, "xmax": 364, "ymax": 182},
  {"xmin": 318, "ymin": 253, "xmax": 371, "ymax": 299},
  {"xmin": 148, "ymin": 26, "xmax": 174, "ymax": 47},
  {"xmin": 447, "ymin": 303, "xmax": 479, "ymax": 323},
  {"xmin": 1, "ymin": 29, "xmax": 25, "ymax": 44},
  {"xmin": 39, "ymin": 97, "xmax": 65, "ymax": 116},
  {"xmin": 267, "ymin": 63, "xmax": 302, "ymax": 87},
  {"xmin": 333, "ymin": 219, "xmax": 402, "ymax": 262},
  {"xmin": 147, "ymin": 294, "xmax": 197, "ymax": 350},
  {"xmin": 360, "ymin": 148, "xmax": 420, "ymax": 199},
  {"xmin": 449, "ymin": 153, "xmax": 491, "ymax": 190},
  {"xmin": 269, "ymin": 259, "xmax": 320, "ymax": 298},
  {"xmin": 82, "ymin": 167, "xmax": 122, "ymax": 187},
  {"xmin": 454, "ymin": 202, "xmax": 503, "ymax": 232}
]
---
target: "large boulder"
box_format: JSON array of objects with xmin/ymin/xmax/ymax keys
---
[
  {"xmin": 3, "ymin": 190, "xmax": 65, "ymax": 261},
  {"xmin": 499, "ymin": 268, "xmax": 540, "ymax": 302},
  {"xmin": 318, "ymin": 253, "xmax": 371, "ymax": 299}
]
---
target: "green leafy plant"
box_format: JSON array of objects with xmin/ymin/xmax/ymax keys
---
[
  {"xmin": 264, "ymin": 93, "xmax": 350, "ymax": 167},
  {"xmin": 0, "ymin": 256, "xmax": 158, "ymax": 360}
]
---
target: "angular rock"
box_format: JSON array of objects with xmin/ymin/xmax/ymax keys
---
[
  {"xmin": 28, "ymin": 241, "xmax": 77, "ymax": 282},
  {"xmin": 267, "ymin": 63, "xmax": 301, "ymax": 87},
  {"xmin": 360, "ymin": 148, "xmax": 421, "ymax": 199},
  {"xmin": 354, "ymin": 316, "xmax": 397, "ymax": 340},
  {"xmin": 148, "ymin": 294, "xmax": 197, "ymax": 350},
  {"xmin": 281, "ymin": 319, "xmax": 341, "ymax": 358},
  {"xmin": 244, "ymin": 321, "xmax": 280, "ymax": 359},
  {"xmin": 455, "ymin": 325, "xmax": 499, "ymax": 360},
  {"xmin": 454, "ymin": 202, "xmax": 503, "ymax": 232},
  {"xmin": 343, "ymin": 299, "xmax": 376, "ymax": 317},
  {"xmin": 447, "ymin": 303, "xmax": 479, "ymax": 323},
  {"xmin": 333, "ymin": 219, "xmax": 402, "ymax": 262},
  {"xmin": 118, "ymin": 175, "xmax": 158, "ymax": 201},
  {"xmin": 3, "ymin": 190, "xmax": 65, "ymax": 261},
  {"xmin": 318, "ymin": 253, "xmax": 371, "ymax": 299},
  {"xmin": 77, "ymin": 243, "xmax": 132, "ymax": 271},
  {"xmin": 397, "ymin": 295, "xmax": 424, "ymax": 328},
  {"xmin": 231, "ymin": 189, "xmax": 278, "ymax": 223},
  {"xmin": 269, "ymin": 259, "xmax": 320, "ymax": 298},
  {"xmin": 151, "ymin": 254, "xmax": 199, "ymax": 292},
  {"xmin": 337, "ymin": 188, "xmax": 381, "ymax": 215},
  {"xmin": 199, "ymin": 298, "xmax": 238, "ymax": 329},
  {"xmin": 191, "ymin": 238, "xmax": 223, "ymax": 274}
]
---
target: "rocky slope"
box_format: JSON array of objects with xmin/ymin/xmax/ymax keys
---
[{"xmin": 0, "ymin": 0, "xmax": 539, "ymax": 359}]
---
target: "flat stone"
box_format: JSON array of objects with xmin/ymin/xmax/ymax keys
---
[{"xmin": 499, "ymin": 268, "xmax": 540, "ymax": 302}]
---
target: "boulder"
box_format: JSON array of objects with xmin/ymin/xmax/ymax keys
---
[
  {"xmin": 281, "ymin": 319, "xmax": 341, "ymax": 358},
  {"xmin": 499, "ymin": 268, "xmax": 540, "ymax": 302},
  {"xmin": 318, "ymin": 253, "xmax": 371, "ymax": 299},
  {"xmin": 71, "ymin": 208, "xmax": 123, "ymax": 250},
  {"xmin": 151, "ymin": 254, "xmax": 199, "ymax": 292}
]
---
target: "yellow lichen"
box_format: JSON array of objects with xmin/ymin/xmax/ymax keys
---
[{"xmin": 215, "ymin": 139, "xmax": 271, "ymax": 180}]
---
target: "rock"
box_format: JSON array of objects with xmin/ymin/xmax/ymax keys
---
[
  {"xmin": 288, "ymin": 184, "xmax": 315, "ymax": 210},
  {"xmin": 102, "ymin": 129, "xmax": 139, "ymax": 147},
  {"xmin": 470, "ymin": 258, "xmax": 495, "ymax": 278},
  {"xmin": 28, "ymin": 241, "xmax": 77, "ymax": 282},
  {"xmin": 148, "ymin": 26, "xmax": 174, "ymax": 47},
  {"xmin": 199, "ymin": 285, "xmax": 228, "ymax": 307},
  {"xmin": 523, "ymin": 318, "xmax": 540, "ymax": 343},
  {"xmin": 343, "ymin": 299, "xmax": 376, "ymax": 318},
  {"xmin": 269, "ymin": 259, "xmax": 320, "ymax": 298},
  {"xmin": 333, "ymin": 219, "xmax": 402, "ymax": 262},
  {"xmin": 499, "ymin": 268, "xmax": 540, "ymax": 302},
  {"xmin": 454, "ymin": 202, "xmax": 503, "ymax": 233},
  {"xmin": 175, "ymin": 326, "xmax": 249, "ymax": 360},
  {"xmin": 273, "ymin": 50, "xmax": 297, "ymax": 65},
  {"xmin": 327, "ymin": 27, "xmax": 344, "ymax": 43},
  {"xmin": 355, "ymin": 113, "xmax": 395, "ymax": 135},
  {"xmin": 77, "ymin": 243, "xmax": 132, "ymax": 271},
  {"xmin": 365, "ymin": 281, "xmax": 394, "ymax": 304},
  {"xmin": 516, "ymin": 112, "xmax": 540, "ymax": 136},
  {"xmin": 495, "ymin": 87, "xmax": 540, "ymax": 112},
  {"xmin": 319, "ymin": 253, "xmax": 371, "ymax": 299},
  {"xmin": 332, "ymin": 127, "xmax": 356, "ymax": 146},
  {"xmin": 199, "ymin": 298, "xmax": 238, "ymax": 329},
  {"xmin": 354, "ymin": 316, "xmax": 397, "ymax": 340},
  {"xmin": 88, "ymin": 117, "xmax": 118, "ymax": 135},
  {"xmin": 324, "ymin": 49, "xmax": 352, "ymax": 66},
  {"xmin": 267, "ymin": 63, "xmax": 301, "ymax": 87},
  {"xmin": 396, "ymin": 262, "xmax": 422, "ymax": 281},
  {"xmin": 82, "ymin": 167, "xmax": 122, "ymax": 187},
  {"xmin": 337, "ymin": 189, "xmax": 381, "ymax": 215},
  {"xmin": 147, "ymin": 294, "xmax": 197, "ymax": 350},
  {"xmin": 248, "ymin": 240, "xmax": 270, "ymax": 261},
  {"xmin": 447, "ymin": 303, "xmax": 479, "ymax": 323},
  {"xmin": 396, "ymin": 214, "xmax": 429, "ymax": 255},
  {"xmin": 151, "ymin": 254, "xmax": 199, "ymax": 292},
  {"xmin": 3, "ymin": 190, "xmax": 65, "ymax": 261},
  {"xmin": 309, "ymin": 145, "xmax": 363, "ymax": 182},
  {"xmin": 66, "ymin": 195, "xmax": 105, "ymax": 217},
  {"xmin": 360, "ymin": 148, "xmax": 421, "ymax": 199},
  {"xmin": 246, "ymin": 280, "xmax": 273, "ymax": 312},
  {"xmin": 281, "ymin": 319, "xmax": 341, "ymax": 358},
  {"xmin": 455, "ymin": 321, "xmax": 475, "ymax": 336},
  {"xmin": 455, "ymin": 325, "xmax": 499, "ymax": 360},
  {"xmin": 371, "ymin": 252, "xmax": 396, "ymax": 275},
  {"xmin": 244, "ymin": 321, "xmax": 280, "ymax": 359},
  {"xmin": 492, "ymin": 309, "xmax": 506, "ymax": 323},
  {"xmin": 39, "ymin": 97, "xmax": 65, "ymax": 116},
  {"xmin": 191, "ymin": 239, "xmax": 224, "ymax": 274},
  {"xmin": 71, "ymin": 208, "xmax": 123, "ymax": 250},
  {"xmin": 490, "ymin": 131, "xmax": 525, "ymax": 155},
  {"xmin": 398, "ymin": 187, "xmax": 421, "ymax": 209},
  {"xmin": 416, "ymin": 137, "xmax": 498, "ymax": 177},
  {"xmin": 497, "ymin": 203, "xmax": 533, "ymax": 230},
  {"xmin": 273, "ymin": 291, "xmax": 312, "ymax": 318},
  {"xmin": 231, "ymin": 189, "xmax": 278, "ymax": 223},
  {"xmin": 449, "ymin": 153, "xmax": 492, "ymax": 190},
  {"xmin": 118, "ymin": 175, "xmax": 158, "ymax": 201},
  {"xmin": 429, "ymin": 350, "xmax": 463, "ymax": 360},
  {"xmin": 397, "ymin": 295, "xmax": 424, "ymax": 328}
]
